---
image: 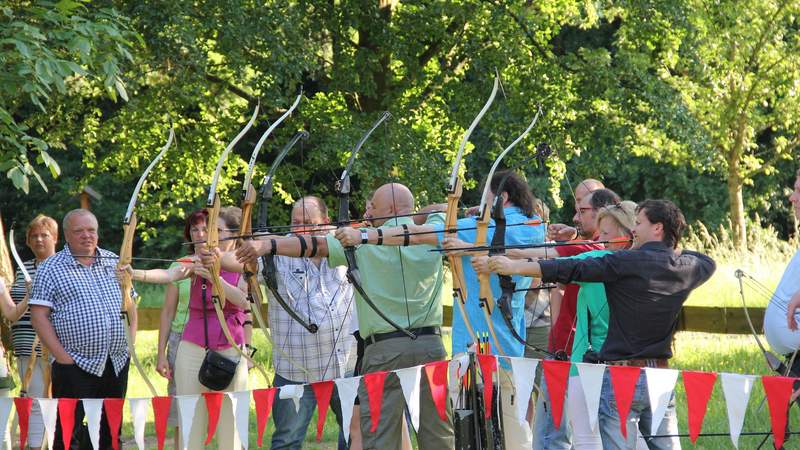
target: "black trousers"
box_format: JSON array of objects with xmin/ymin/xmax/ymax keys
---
[{"xmin": 51, "ymin": 358, "xmax": 129, "ymax": 450}]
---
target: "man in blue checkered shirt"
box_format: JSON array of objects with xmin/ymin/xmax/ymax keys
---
[{"xmin": 30, "ymin": 209, "xmax": 131, "ymax": 450}]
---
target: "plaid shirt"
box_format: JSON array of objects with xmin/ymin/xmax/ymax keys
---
[
  {"xmin": 262, "ymin": 256, "xmax": 355, "ymax": 383},
  {"xmin": 29, "ymin": 245, "xmax": 130, "ymax": 376}
]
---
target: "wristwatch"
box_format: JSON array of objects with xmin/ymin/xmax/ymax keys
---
[{"xmin": 360, "ymin": 229, "xmax": 369, "ymax": 244}]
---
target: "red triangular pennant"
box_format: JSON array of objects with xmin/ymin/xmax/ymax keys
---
[
  {"xmin": 311, "ymin": 381, "xmax": 335, "ymax": 442},
  {"xmin": 253, "ymin": 388, "xmax": 278, "ymax": 447},
  {"xmin": 477, "ymin": 354, "xmax": 497, "ymax": 419},
  {"xmin": 364, "ymin": 371, "xmax": 389, "ymax": 432},
  {"xmin": 203, "ymin": 392, "xmax": 224, "ymax": 445},
  {"xmin": 424, "ymin": 360, "xmax": 449, "ymax": 421},
  {"xmin": 608, "ymin": 366, "xmax": 641, "ymax": 439},
  {"xmin": 58, "ymin": 398, "xmax": 78, "ymax": 450},
  {"xmin": 103, "ymin": 398, "xmax": 124, "ymax": 450},
  {"xmin": 542, "ymin": 360, "xmax": 571, "ymax": 429},
  {"xmin": 761, "ymin": 376, "xmax": 795, "ymax": 449},
  {"xmin": 14, "ymin": 397, "xmax": 32, "ymax": 450},
  {"xmin": 683, "ymin": 370, "xmax": 717, "ymax": 444},
  {"xmin": 151, "ymin": 396, "xmax": 171, "ymax": 450}
]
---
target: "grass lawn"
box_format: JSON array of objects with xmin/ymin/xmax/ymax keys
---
[{"xmin": 1, "ymin": 329, "xmax": 775, "ymax": 449}]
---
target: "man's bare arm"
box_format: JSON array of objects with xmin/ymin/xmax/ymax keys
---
[{"xmin": 30, "ymin": 305, "xmax": 73, "ymax": 364}]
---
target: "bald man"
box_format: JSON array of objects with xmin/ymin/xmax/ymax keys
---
[{"xmin": 229, "ymin": 183, "xmax": 453, "ymax": 450}]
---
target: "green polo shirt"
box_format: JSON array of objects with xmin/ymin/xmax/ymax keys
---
[
  {"xmin": 326, "ymin": 214, "xmax": 446, "ymax": 339},
  {"xmin": 168, "ymin": 262, "xmax": 192, "ymax": 333},
  {"xmin": 569, "ymin": 249, "xmax": 612, "ymax": 376}
]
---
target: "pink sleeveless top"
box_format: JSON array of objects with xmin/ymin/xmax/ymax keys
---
[{"xmin": 180, "ymin": 271, "xmax": 246, "ymax": 350}]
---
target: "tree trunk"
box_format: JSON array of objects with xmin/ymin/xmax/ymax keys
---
[{"xmin": 727, "ymin": 165, "xmax": 747, "ymax": 252}]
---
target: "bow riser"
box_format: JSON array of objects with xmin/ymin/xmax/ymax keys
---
[{"xmin": 445, "ymin": 179, "xmax": 478, "ymax": 345}]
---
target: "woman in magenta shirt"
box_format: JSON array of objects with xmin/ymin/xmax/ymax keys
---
[{"xmin": 125, "ymin": 206, "xmax": 248, "ymax": 449}]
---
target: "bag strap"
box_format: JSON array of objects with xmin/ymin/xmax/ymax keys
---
[{"xmin": 201, "ymin": 281, "xmax": 210, "ymax": 350}]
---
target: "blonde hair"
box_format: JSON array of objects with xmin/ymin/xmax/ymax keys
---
[
  {"xmin": 27, "ymin": 214, "xmax": 58, "ymax": 242},
  {"xmin": 596, "ymin": 201, "xmax": 637, "ymax": 236}
]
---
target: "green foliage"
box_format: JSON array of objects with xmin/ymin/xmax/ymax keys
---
[{"xmin": 0, "ymin": 1, "xmax": 137, "ymax": 193}]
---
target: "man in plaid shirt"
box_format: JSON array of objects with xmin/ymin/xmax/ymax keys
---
[
  {"xmin": 263, "ymin": 196, "xmax": 356, "ymax": 450},
  {"xmin": 30, "ymin": 209, "xmax": 131, "ymax": 450}
]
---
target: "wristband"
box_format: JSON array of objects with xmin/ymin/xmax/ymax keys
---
[
  {"xmin": 360, "ymin": 229, "xmax": 369, "ymax": 245},
  {"xmin": 309, "ymin": 236, "xmax": 319, "ymax": 257},
  {"xmin": 298, "ymin": 235, "xmax": 308, "ymax": 257},
  {"xmin": 402, "ymin": 224, "xmax": 410, "ymax": 247},
  {"xmin": 270, "ymin": 239, "xmax": 277, "ymax": 256},
  {"xmin": 376, "ymin": 228, "xmax": 384, "ymax": 245}
]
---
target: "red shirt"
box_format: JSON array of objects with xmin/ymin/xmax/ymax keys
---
[{"xmin": 548, "ymin": 242, "xmax": 604, "ymax": 356}]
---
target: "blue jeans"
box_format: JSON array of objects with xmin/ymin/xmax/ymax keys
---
[
  {"xmin": 598, "ymin": 372, "xmax": 681, "ymax": 450},
  {"xmin": 533, "ymin": 376, "xmax": 573, "ymax": 450},
  {"xmin": 271, "ymin": 373, "xmax": 348, "ymax": 450}
]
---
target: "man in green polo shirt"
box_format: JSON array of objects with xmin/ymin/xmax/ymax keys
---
[{"xmin": 229, "ymin": 182, "xmax": 454, "ymax": 450}]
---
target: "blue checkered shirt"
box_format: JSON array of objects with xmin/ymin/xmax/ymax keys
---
[{"xmin": 29, "ymin": 245, "xmax": 130, "ymax": 376}]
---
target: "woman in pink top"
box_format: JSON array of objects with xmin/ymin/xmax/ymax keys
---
[{"xmin": 124, "ymin": 206, "xmax": 248, "ymax": 449}]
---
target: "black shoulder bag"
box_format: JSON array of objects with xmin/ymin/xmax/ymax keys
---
[{"xmin": 198, "ymin": 282, "xmax": 238, "ymax": 391}]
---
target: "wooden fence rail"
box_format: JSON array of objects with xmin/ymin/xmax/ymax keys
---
[{"xmin": 136, "ymin": 305, "xmax": 765, "ymax": 335}]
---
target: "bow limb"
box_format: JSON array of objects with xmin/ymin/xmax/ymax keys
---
[
  {"xmin": 336, "ymin": 112, "xmax": 416, "ymax": 339},
  {"xmin": 736, "ymin": 270, "xmax": 793, "ymax": 375},
  {"xmin": 445, "ymin": 76, "xmax": 499, "ymax": 347},
  {"xmin": 254, "ymin": 131, "xmax": 319, "ymax": 334},
  {"xmin": 116, "ymin": 127, "xmax": 175, "ymax": 398}
]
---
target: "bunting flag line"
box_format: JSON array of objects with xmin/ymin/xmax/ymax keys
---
[
  {"xmin": 720, "ymin": 373, "xmax": 755, "ymax": 449},
  {"xmin": 682, "ymin": 371, "xmax": 717, "ymax": 444},
  {"xmin": 4, "ymin": 354, "xmax": 800, "ymax": 448}
]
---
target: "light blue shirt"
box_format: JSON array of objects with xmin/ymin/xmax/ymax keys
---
[{"xmin": 434, "ymin": 207, "xmax": 545, "ymax": 356}]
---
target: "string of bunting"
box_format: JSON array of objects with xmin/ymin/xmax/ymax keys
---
[{"xmin": 1, "ymin": 355, "xmax": 794, "ymax": 449}]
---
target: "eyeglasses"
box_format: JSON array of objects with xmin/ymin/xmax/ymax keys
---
[{"xmin": 577, "ymin": 207, "xmax": 594, "ymax": 214}]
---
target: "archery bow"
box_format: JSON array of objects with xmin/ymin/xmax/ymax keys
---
[
  {"xmin": 488, "ymin": 141, "xmax": 562, "ymax": 359},
  {"xmin": 204, "ymin": 102, "xmax": 272, "ymax": 382},
  {"xmin": 446, "ymin": 76, "xmax": 500, "ymax": 348},
  {"xmin": 473, "ymin": 107, "xmax": 543, "ymax": 356},
  {"xmin": 255, "ymin": 131, "xmax": 319, "ymax": 334},
  {"xmin": 335, "ymin": 111, "xmax": 416, "ymax": 339},
  {"xmin": 117, "ymin": 127, "xmax": 175, "ymax": 397}
]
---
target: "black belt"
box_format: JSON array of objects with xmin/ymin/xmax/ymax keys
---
[{"xmin": 364, "ymin": 326, "xmax": 441, "ymax": 348}]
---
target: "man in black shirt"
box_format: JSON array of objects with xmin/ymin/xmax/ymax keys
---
[{"xmin": 484, "ymin": 199, "xmax": 715, "ymax": 450}]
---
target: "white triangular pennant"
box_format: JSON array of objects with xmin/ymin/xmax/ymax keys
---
[
  {"xmin": 720, "ymin": 372, "xmax": 756, "ymax": 449},
  {"xmin": 82, "ymin": 398, "xmax": 103, "ymax": 450},
  {"xmin": 37, "ymin": 398, "xmax": 58, "ymax": 450},
  {"xmin": 334, "ymin": 377, "xmax": 360, "ymax": 444},
  {"xmin": 644, "ymin": 368, "xmax": 679, "ymax": 436},
  {"xmin": 176, "ymin": 395, "xmax": 200, "ymax": 450},
  {"xmin": 128, "ymin": 398, "xmax": 149, "ymax": 450},
  {"xmin": 576, "ymin": 363, "xmax": 606, "ymax": 432},
  {"xmin": 227, "ymin": 391, "xmax": 250, "ymax": 450},
  {"xmin": 279, "ymin": 384, "xmax": 305, "ymax": 413},
  {"xmin": 0, "ymin": 397, "xmax": 12, "ymax": 443},
  {"xmin": 396, "ymin": 365, "xmax": 423, "ymax": 432},
  {"xmin": 509, "ymin": 357, "xmax": 539, "ymax": 424}
]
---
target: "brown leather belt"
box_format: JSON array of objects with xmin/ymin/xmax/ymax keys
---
[{"xmin": 606, "ymin": 358, "xmax": 669, "ymax": 369}]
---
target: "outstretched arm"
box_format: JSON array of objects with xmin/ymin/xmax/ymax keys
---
[{"xmin": 334, "ymin": 224, "xmax": 439, "ymax": 247}]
